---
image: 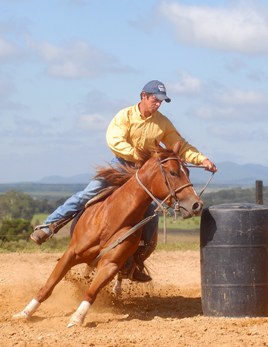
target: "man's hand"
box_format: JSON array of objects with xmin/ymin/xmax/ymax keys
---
[{"xmin": 202, "ymin": 159, "xmax": 217, "ymax": 173}]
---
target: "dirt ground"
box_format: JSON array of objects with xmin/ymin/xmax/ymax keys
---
[{"xmin": 1, "ymin": 251, "xmax": 268, "ymax": 347}]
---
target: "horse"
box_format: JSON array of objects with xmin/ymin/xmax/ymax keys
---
[{"xmin": 13, "ymin": 145, "xmax": 203, "ymax": 327}]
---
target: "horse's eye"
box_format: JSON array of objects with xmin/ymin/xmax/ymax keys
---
[{"xmin": 170, "ymin": 170, "xmax": 178, "ymax": 177}]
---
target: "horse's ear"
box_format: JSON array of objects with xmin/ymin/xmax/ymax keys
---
[{"xmin": 173, "ymin": 141, "xmax": 181, "ymax": 155}]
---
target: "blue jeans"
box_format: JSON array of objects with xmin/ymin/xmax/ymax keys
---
[{"xmin": 45, "ymin": 157, "xmax": 158, "ymax": 246}]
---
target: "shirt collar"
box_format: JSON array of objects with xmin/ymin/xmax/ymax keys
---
[{"xmin": 135, "ymin": 103, "xmax": 156, "ymax": 120}]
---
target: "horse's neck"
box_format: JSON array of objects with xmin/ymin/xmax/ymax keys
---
[{"xmin": 108, "ymin": 173, "xmax": 153, "ymax": 216}]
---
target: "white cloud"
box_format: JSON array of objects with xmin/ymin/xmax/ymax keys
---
[
  {"xmin": 247, "ymin": 69, "xmax": 268, "ymax": 82},
  {"xmin": 158, "ymin": 2, "xmax": 268, "ymax": 53},
  {"xmin": 194, "ymin": 105, "xmax": 236, "ymax": 120},
  {"xmin": 208, "ymin": 126, "xmax": 268, "ymax": 142},
  {"xmin": 168, "ymin": 72, "xmax": 203, "ymax": 96},
  {"xmin": 27, "ymin": 38, "xmax": 135, "ymax": 79},
  {"xmin": 81, "ymin": 90, "xmax": 123, "ymax": 115},
  {"xmin": 225, "ymin": 57, "xmax": 246, "ymax": 74},
  {"xmin": 214, "ymin": 89, "xmax": 268, "ymax": 105},
  {"xmin": 0, "ymin": 79, "xmax": 24, "ymax": 110},
  {"xmin": 191, "ymin": 84, "xmax": 268, "ymax": 121},
  {"xmin": 77, "ymin": 113, "xmax": 109, "ymax": 131},
  {"xmin": 0, "ymin": 36, "xmax": 19, "ymax": 60},
  {"xmin": 0, "ymin": 115, "xmax": 48, "ymax": 138}
]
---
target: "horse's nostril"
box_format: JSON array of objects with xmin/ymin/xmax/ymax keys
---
[{"xmin": 192, "ymin": 202, "xmax": 202, "ymax": 212}]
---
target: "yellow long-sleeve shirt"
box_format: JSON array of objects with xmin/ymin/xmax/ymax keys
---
[{"xmin": 106, "ymin": 104, "xmax": 207, "ymax": 165}]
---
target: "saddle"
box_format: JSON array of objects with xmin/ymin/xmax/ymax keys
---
[{"xmin": 85, "ymin": 186, "xmax": 118, "ymax": 208}]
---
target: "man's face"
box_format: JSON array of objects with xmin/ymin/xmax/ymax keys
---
[{"xmin": 142, "ymin": 93, "xmax": 163, "ymax": 113}]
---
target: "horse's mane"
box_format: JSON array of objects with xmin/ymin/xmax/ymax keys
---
[
  {"xmin": 94, "ymin": 164, "xmax": 135, "ymax": 187},
  {"xmin": 94, "ymin": 146, "xmax": 175, "ymax": 187}
]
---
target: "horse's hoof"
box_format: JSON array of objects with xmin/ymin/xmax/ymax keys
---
[
  {"xmin": 12, "ymin": 311, "xmax": 29, "ymax": 320},
  {"xmin": 67, "ymin": 315, "xmax": 83, "ymax": 328},
  {"xmin": 67, "ymin": 320, "xmax": 82, "ymax": 328}
]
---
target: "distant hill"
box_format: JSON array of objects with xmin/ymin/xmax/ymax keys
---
[
  {"xmin": 189, "ymin": 161, "xmax": 268, "ymax": 186},
  {"xmin": 38, "ymin": 174, "xmax": 92, "ymax": 184},
  {"xmin": 37, "ymin": 161, "xmax": 268, "ymax": 186}
]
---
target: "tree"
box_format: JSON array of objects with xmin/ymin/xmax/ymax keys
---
[
  {"xmin": 0, "ymin": 190, "xmax": 36, "ymax": 220},
  {"xmin": 0, "ymin": 219, "xmax": 32, "ymax": 242}
]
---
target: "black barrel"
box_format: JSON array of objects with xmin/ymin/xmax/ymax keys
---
[{"xmin": 200, "ymin": 203, "xmax": 268, "ymax": 317}]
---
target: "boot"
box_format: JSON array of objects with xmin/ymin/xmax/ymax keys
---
[
  {"xmin": 30, "ymin": 214, "xmax": 77, "ymax": 245},
  {"xmin": 119, "ymin": 256, "xmax": 152, "ymax": 283},
  {"xmin": 30, "ymin": 225, "xmax": 53, "ymax": 245},
  {"xmin": 131, "ymin": 267, "xmax": 152, "ymax": 283}
]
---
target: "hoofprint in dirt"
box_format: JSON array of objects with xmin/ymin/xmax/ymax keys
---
[{"xmin": 0, "ymin": 251, "xmax": 268, "ymax": 347}]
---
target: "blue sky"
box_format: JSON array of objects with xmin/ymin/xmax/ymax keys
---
[{"xmin": 1, "ymin": 0, "xmax": 268, "ymax": 183}]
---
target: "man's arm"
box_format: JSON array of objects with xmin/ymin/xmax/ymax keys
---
[{"xmin": 106, "ymin": 109, "xmax": 137, "ymax": 163}]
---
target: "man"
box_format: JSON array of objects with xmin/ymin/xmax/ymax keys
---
[{"xmin": 31, "ymin": 80, "xmax": 217, "ymax": 280}]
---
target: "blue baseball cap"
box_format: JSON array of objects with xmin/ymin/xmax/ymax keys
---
[{"xmin": 142, "ymin": 80, "xmax": 171, "ymax": 103}]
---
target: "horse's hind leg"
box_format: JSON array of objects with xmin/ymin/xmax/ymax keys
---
[
  {"xmin": 112, "ymin": 273, "xmax": 123, "ymax": 297},
  {"xmin": 13, "ymin": 247, "xmax": 77, "ymax": 320}
]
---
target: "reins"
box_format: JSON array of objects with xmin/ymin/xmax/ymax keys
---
[
  {"xmin": 91, "ymin": 213, "xmax": 157, "ymax": 266},
  {"xmin": 184, "ymin": 164, "xmax": 215, "ymax": 197}
]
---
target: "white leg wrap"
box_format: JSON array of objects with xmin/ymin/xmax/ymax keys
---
[
  {"xmin": 13, "ymin": 298, "xmax": 40, "ymax": 319},
  {"xmin": 67, "ymin": 300, "xmax": 90, "ymax": 328},
  {"xmin": 113, "ymin": 279, "xmax": 122, "ymax": 297}
]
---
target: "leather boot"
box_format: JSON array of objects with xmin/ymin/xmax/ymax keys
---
[
  {"xmin": 119, "ymin": 256, "xmax": 152, "ymax": 283},
  {"xmin": 30, "ymin": 214, "xmax": 77, "ymax": 245}
]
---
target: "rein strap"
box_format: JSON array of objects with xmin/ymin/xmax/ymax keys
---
[{"xmin": 91, "ymin": 213, "xmax": 157, "ymax": 266}]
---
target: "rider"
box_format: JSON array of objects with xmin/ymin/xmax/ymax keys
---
[{"xmin": 31, "ymin": 80, "xmax": 217, "ymax": 281}]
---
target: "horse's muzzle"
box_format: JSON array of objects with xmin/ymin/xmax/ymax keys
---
[{"xmin": 179, "ymin": 199, "xmax": 203, "ymax": 218}]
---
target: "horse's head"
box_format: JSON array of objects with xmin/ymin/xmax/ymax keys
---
[{"xmin": 139, "ymin": 145, "xmax": 203, "ymax": 218}]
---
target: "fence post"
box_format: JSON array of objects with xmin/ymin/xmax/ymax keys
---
[
  {"xmin": 163, "ymin": 212, "xmax": 167, "ymax": 244},
  {"xmin": 255, "ymin": 180, "xmax": 263, "ymax": 205}
]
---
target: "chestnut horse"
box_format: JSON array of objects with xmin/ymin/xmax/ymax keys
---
[{"xmin": 13, "ymin": 146, "xmax": 203, "ymax": 327}]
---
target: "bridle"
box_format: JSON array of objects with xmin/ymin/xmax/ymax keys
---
[
  {"xmin": 135, "ymin": 157, "xmax": 194, "ymax": 214},
  {"xmin": 136, "ymin": 156, "xmax": 215, "ymax": 214}
]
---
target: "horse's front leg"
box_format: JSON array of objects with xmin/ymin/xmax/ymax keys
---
[
  {"xmin": 67, "ymin": 258, "xmax": 120, "ymax": 327},
  {"xmin": 13, "ymin": 247, "xmax": 76, "ymax": 320},
  {"xmin": 68, "ymin": 230, "xmax": 141, "ymax": 328}
]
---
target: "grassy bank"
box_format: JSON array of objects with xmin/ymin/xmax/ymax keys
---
[
  {"xmin": 0, "ymin": 230, "xmax": 200, "ymax": 253},
  {"xmin": 0, "ymin": 215, "xmax": 200, "ymax": 253}
]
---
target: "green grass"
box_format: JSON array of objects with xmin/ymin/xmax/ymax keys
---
[
  {"xmin": 0, "ymin": 230, "xmax": 200, "ymax": 253},
  {"xmin": 157, "ymin": 229, "xmax": 200, "ymax": 251},
  {"xmin": 31, "ymin": 213, "xmax": 49, "ymax": 226},
  {"xmin": 157, "ymin": 215, "xmax": 200, "ymax": 250},
  {"xmin": 31, "ymin": 214, "xmax": 200, "ymax": 230},
  {"xmin": 0, "ymin": 237, "xmax": 71, "ymax": 253},
  {"xmin": 158, "ymin": 215, "xmax": 200, "ymax": 230}
]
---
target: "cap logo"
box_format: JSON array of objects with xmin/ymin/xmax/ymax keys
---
[{"xmin": 158, "ymin": 84, "xmax": 166, "ymax": 93}]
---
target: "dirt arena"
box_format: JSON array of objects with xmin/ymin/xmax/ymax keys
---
[{"xmin": 1, "ymin": 251, "xmax": 268, "ymax": 347}]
